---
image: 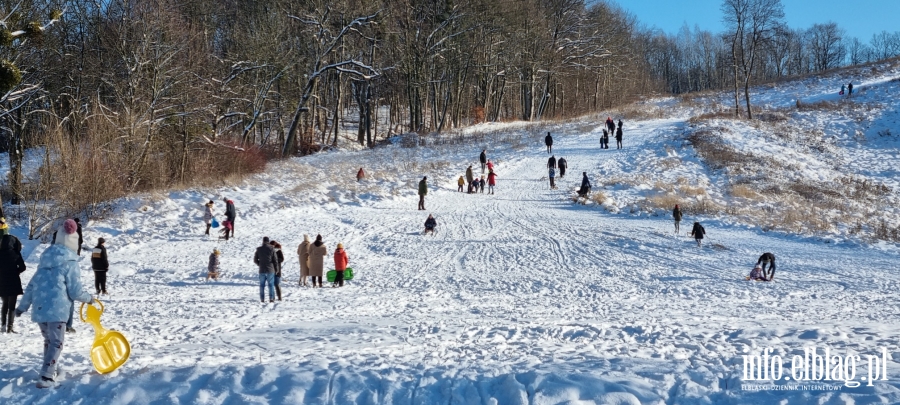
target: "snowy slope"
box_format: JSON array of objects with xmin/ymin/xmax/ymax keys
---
[{"xmin": 3, "ymin": 70, "xmax": 900, "ymax": 404}]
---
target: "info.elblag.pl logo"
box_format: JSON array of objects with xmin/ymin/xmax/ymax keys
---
[{"xmin": 741, "ymin": 346, "xmax": 890, "ymax": 388}]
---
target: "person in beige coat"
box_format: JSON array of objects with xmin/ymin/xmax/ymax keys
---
[
  {"xmin": 308, "ymin": 234, "xmax": 327, "ymax": 288},
  {"xmin": 297, "ymin": 235, "xmax": 311, "ymax": 286}
]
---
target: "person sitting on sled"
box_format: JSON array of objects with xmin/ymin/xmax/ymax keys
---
[
  {"xmin": 424, "ymin": 214, "xmax": 437, "ymax": 235},
  {"xmin": 747, "ymin": 264, "xmax": 767, "ymax": 281}
]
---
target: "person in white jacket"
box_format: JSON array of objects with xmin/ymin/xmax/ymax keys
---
[{"xmin": 16, "ymin": 219, "xmax": 96, "ymax": 388}]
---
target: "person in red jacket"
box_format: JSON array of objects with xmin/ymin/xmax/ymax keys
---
[
  {"xmin": 356, "ymin": 168, "xmax": 365, "ymax": 182},
  {"xmin": 333, "ymin": 243, "xmax": 349, "ymax": 287},
  {"xmin": 487, "ymin": 170, "xmax": 498, "ymax": 194}
]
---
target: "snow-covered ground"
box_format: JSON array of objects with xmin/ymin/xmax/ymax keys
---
[{"xmin": 4, "ymin": 64, "xmax": 900, "ymax": 404}]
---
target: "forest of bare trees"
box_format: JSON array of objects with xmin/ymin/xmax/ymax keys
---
[{"xmin": 1, "ymin": 0, "xmax": 897, "ymax": 237}]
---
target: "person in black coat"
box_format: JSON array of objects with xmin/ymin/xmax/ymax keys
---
[
  {"xmin": 547, "ymin": 155, "xmax": 557, "ymax": 170},
  {"xmin": 690, "ymin": 222, "xmax": 705, "ymax": 247},
  {"xmin": 615, "ymin": 126, "xmax": 623, "ymax": 149},
  {"xmin": 578, "ymin": 172, "xmax": 591, "ymax": 197},
  {"xmin": 223, "ymin": 198, "xmax": 236, "ymax": 240},
  {"xmin": 424, "ymin": 214, "xmax": 437, "ymax": 235},
  {"xmin": 545, "ymin": 132, "xmax": 553, "ymax": 153},
  {"xmin": 91, "ymin": 238, "xmax": 109, "ymax": 295},
  {"xmin": 557, "ymin": 158, "xmax": 567, "ymax": 178},
  {"xmin": 479, "ymin": 149, "xmax": 487, "ymax": 173},
  {"xmin": 756, "ymin": 252, "xmax": 776, "ymax": 281},
  {"xmin": 0, "ymin": 234, "xmax": 26, "ymax": 333}
]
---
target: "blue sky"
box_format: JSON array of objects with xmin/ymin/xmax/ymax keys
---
[{"xmin": 607, "ymin": 0, "xmax": 899, "ymax": 42}]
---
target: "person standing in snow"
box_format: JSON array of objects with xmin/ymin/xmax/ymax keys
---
[
  {"xmin": 202, "ymin": 200, "xmax": 214, "ymax": 236},
  {"xmin": 615, "ymin": 125, "xmax": 623, "ymax": 149},
  {"xmin": 487, "ymin": 170, "xmax": 498, "ymax": 194},
  {"xmin": 578, "ymin": 172, "xmax": 591, "ymax": 198},
  {"xmin": 309, "ymin": 235, "xmax": 327, "ymax": 288},
  {"xmin": 357, "ymin": 168, "xmax": 365, "ymax": 182},
  {"xmin": 333, "ymin": 243, "xmax": 349, "ymax": 288},
  {"xmin": 207, "ymin": 249, "xmax": 220, "ymax": 280},
  {"xmin": 672, "ymin": 205, "xmax": 683, "ymax": 234},
  {"xmin": 840, "ymin": 84, "xmax": 846, "ymax": 96},
  {"xmin": 549, "ymin": 167, "xmax": 557, "ymax": 190},
  {"xmin": 548, "ymin": 155, "xmax": 557, "ymax": 170},
  {"xmin": 606, "ymin": 116, "xmax": 615, "ymax": 134},
  {"xmin": 223, "ymin": 198, "xmax": 236, "ymax": 240},
  {"xmin": 690, "ymin": 221, "xmax": 706, "ymax": 248},
  {"xmin": 557, "ymin": 157, "xmax": 567, "ymax": 178},
  {"xmin": 270, "ymin": 241, "xmax": 285, "ymax": 301},
  {"xmin": 457, "ymin": 176, "xmax": 465, "ymax": 192},
  {"xmin": 466, "ymin": 165, "xmax": 475, "ymax": 193},
  {"xmin": 16, "ymin": 219, "xmax": 96, "ymax": 388},
  {"xmin": 254, "ymin": 237, "xmax": 278, "ymax": 302},
  {"xmin": 479, "ymin": 149, "xmax": 487, "ymax": 173},
  {"xmin": 418, "ymin": 177, "xmax": 428, "ymax": 210},
  {"xmin": 486, "ymin": 159, "xmax": 495, "ymax": 173},
  {"xmin": 756, "ymin": 252, "xmax": 776, "ymax": 281},
  {"xmin": 847, "ymin": 82, "xmax": 853, "ymax": 96},
  {"xmin": 298, "ymin": 235, "xmax": 311, "ymax": 286},
  {"xmin": 424, "ymin": 215, "xmax": 437, "ymax": 235},
  {"xmin": 479, "ymin": 176, "xmax": 486, "ymax": 193},
  {"xmin": 545, "ymin": 132, "xmax": 553, "ymax": 153},
  {"xmin": 90, "ymin": 238, "xmax": 109, "ymax": 295},
  {"xmin": 0, "ymin": 233, "xmax": 26, "ymax": 334},
  {"xmin": 601, "ymin": 129, "xmax": 608, "ymax": 149}
]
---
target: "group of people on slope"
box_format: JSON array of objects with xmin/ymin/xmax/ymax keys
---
[
  {"xmin": 459, "ymin": 163, "xmax": 498, "ymax": 195},
  {"xmin": 673, "ymin": 204, "xmax": 707, "ymax": 248},
  {"xmin": 546, "ymin": 155, "xmax": 568, "ymax": 190},
  {"xmin": 202, "ymin": 198, "xmax": 237, "ymax": 240},
  {"xmin": 601, "ymin": 117, "xmax": 624, "ymax": 149},
  {"xmin": 839, "ymin": 82, "xmax": 854, "ymax": 97}
]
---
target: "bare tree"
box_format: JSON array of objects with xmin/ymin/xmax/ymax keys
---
[{"xmin": 722, "ymin": 0, "xmax": 784, "ymax": 119}]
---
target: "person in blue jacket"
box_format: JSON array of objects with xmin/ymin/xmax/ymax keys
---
[{"xmin": 16, "ymin": 219, "xmax": 96, "ymax": 389}]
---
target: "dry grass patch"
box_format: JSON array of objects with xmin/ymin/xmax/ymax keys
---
[{"xmin": 729, "ymin": 184, "xmax": 759, "ymax": 199}]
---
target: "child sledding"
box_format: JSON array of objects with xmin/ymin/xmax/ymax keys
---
[
  {"xmin": 745, "ymin": 264, "xmax": 768, "ymax": 281},
  {"xmin": 424, "ymin": 214, "xmax": 437, "ymax": 235}
]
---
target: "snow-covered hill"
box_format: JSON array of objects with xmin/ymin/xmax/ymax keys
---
[{"xmin": 3, "ymin": 62, "xmax": 900, "ymax": 404}]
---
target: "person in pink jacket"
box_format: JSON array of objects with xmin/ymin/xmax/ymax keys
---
[{"xmin": 333, "ymin": 243, "xmax": 349, "ymax": 288}]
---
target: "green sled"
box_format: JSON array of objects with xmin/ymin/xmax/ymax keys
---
[{"xmin": 326, "ymin": 268, "xmax": 354, "ymax": 282}]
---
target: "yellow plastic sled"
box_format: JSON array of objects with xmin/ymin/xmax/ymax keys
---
[{"xmin": 80, "ymin": 299, "xmax": 131, "ymax": 374}]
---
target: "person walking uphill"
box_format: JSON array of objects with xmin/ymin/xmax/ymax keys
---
[
  {"xmin": 298, "ymin": 235, "xmax": 311, "ymax": 286},
  {"xmin": 223, "ymin": 198, "xmax": 236, "ymax": 240},
  {"xmin": 16, "ymin": 219, "xmax": 96, "ymax": 388},
  {"xmin": 254, "ymin": 237, "xmax": 278, "ymax": 302},
  {"xmin": 757, "ymin": 252, "xmax": 776, "ymax": 281},
  {"xmin": 418, "ymin": 177, "xmax": 428, "ymax": 210},
  {"xmin": 90, "ymin": 238, "xmax": 109, "ymax": 295},
  {"xmin": 672, "ymin": 205, "xmax": 682, "ymax": 234},
  {"xmin": 0, "ymin": 233, "xmax": 26, "ymax": 333},
  {"xmin": 548, "ymin": 167, "xmax": 557, "ymax": 190},
  {"xmin": 309, "ymin": 235, "xmax": 328, "ymax": 288},
  {"xmin": 548, "ymin": 155, "xmax": 557, "ymax": 170},
  {"xmin": 557, "ymin": 157, "xmax": 567, "ymax": 178},
  {"xmin": 333, "ymin": 243, "xmax": 349, "ymax": 288},
  {"xmin": 479, "ymin": 149, "xmax": 487, "ymax": 173},
  {"xmin": 690, "ymin": 222, "xmax": 706, "ymax": 248},
  {"xmin": 202, "ymin": 200, "xmax": 214, "ymax": 236},
  {"xmin": 545, "ymin": 132, "xmax": 553, "ymax": 153},
  {"xmin": 270, "ymin": 241, "xmax": 284, "ymax": 301}
]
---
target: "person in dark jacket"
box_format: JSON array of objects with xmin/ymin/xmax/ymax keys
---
[
  {"xmin": 847, "ymin": 82, "xmax": 853, "ymax": 96},
  {"xmin": 545, "ymin": 132, "xmax": 553, "ymax": 153},
  {"xmin": 223, "ymin": 198, "xmax": 236, "ymax": 240},
  {"xmin": 418, "ymin": 177, "xmax": 428, "ymax": 210},
  {"xmin": 466, "ymin": 166, "xmax": 475, "ymax": 193},
  {"xmin": 601, "ymin": 129, "xmax": 608, "ymax": 149},
  {"xmin": 756, "ymin": 252, "xmax": 776, "ymax": 281},
  {"xmin": 578, "ymin": 172, "xmax": 591, "ymax": 197},
  {"xmin": 254, "ymin": 237, "xmax": 278, "ymax": 302},
  {"xmin": 424, "ymin": 214, "xmax": 437, "ymax": 235},
  {"xmin": 548, "ymin": 155, "xmax": 557, "ymax": 170},
  {"xmin": 207, "ymin": 249, "xmax": 220, "ymax": 281},
  {"xmin": 270, "ymin": 241, "xmax": 285, "ymax": 301},
  {"xmin": 672, "ymin": 205, "xmax": 683, "ymax": 234},
  {"xmin": 479, "ymin": 149, "xmax": 487, "ymax": 173},
  {"xmin": 557, "ymin": 158, "xmax": 567, "ymax": 178},
  {"xmin": 606, "ymin": 116, "xmax": 615, "ymax": 134},
  {"xmin": 0, "ymin": 234, "xmax": 25, "ymax": 333},
  {"xmin": 90, "ymin": 238, "xmax": 109, "ymax": 295},
  {"xmin": 690, "ymin": 222, "xmax": 706, "ymax": 247},
  {"xmin": 615, "ymin": 126, "xmax": 623, "ymax": 149}
]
